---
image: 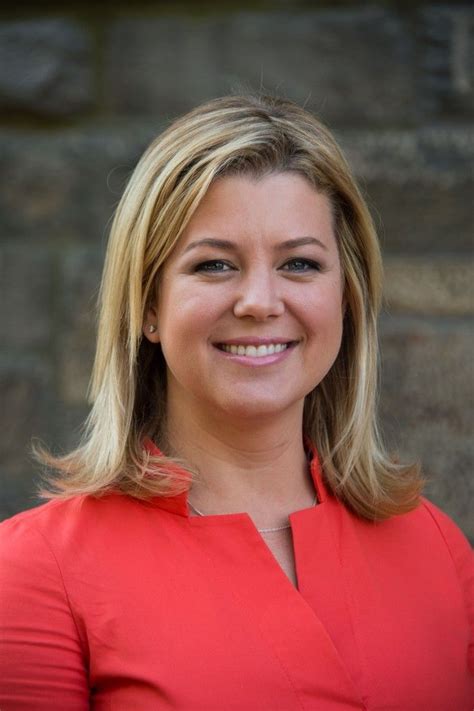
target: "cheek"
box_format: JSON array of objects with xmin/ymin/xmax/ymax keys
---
[
  {"xmin": 297, "ymin": 285, "xmax": 344, "ymax": 332},
  {"xmin": 158, "ymin": 287, "xmax": 224, "ymax": 348}
]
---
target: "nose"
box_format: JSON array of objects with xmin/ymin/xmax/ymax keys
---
[{"xmin": 232, "ymin": 267, "xmax": 285, "ymax": 321}]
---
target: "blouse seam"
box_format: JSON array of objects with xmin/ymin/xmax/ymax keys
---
[
  {"xmin": 31, "ymin": 522, "xmax": 91, "ymax": 672},
  {"xmin": 253, "ymin": 629, "xmax": 307, "ymax": 711},
  {"xmin": 329, "ymin": 511, "xmax": 369, "ymax": 710},
  {"xmin": 421, "ymin": 501, "xmax": 463, "ymax": 578},
  {"xmin": 420, "ymin": 500, "xmax": 473, "ymax": 644}
]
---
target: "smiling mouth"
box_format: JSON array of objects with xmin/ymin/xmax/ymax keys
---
[{"xmin": 215, "ymin": 342, "xmax": 297, "ymax": 358}]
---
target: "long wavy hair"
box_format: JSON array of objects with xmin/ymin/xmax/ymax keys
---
[{"xmin": 37, "ymin": 94, "xmax": 422, "ymax": 520}]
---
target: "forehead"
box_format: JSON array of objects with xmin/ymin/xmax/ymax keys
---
[{"xmin": 176, "ymin": 171, "xmax": 335, "ymax": 249}]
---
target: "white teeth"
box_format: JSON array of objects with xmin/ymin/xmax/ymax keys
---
[{"xmin": 221, "ymin": 343, "xmax": 289, "ymax": 358}]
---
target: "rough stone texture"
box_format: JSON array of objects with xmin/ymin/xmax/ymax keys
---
[
  {"xmin": 419, "ymin": 5, "xmax": 474, "ymax": 117},
  {"xmin": 0, "ymin": 359, "xmax": 53, "ymax": 519},
  {"xmin": 0, "ymin": 245, "xmax": 54, "ymax": 348},
  {"xmin": 0, "ymin": 19, "xmax": 94, "ymax": 117},
  {"xmin": 0, "ymin": 4, "xmax": 472, "ymax": 542},
  {"xmin": 105, "ymin": 9, "xmax": 418, "ymax": 125},
  {"xmin": 340, "ymin": 127, "xmax": 474, "ymax": 186},
  {"xmin": 0, "ymin": 126, "xmax": 157, "ymax": 244},
  {"xmin": 340, "ymin": 127, "xmax": 474, "ymax": 253},
  {"xmin": 0, "ymin": 355, "xmax": 90, "ymax": 519},
  {"xmin": 1, "ymin": 125, "xmax": 472, "ymax": 254},
  {"xmin": 57, "ymin": 246, "xmax": 103, "ymax": 404},
  {"xmin": 384, "ymin": 257, "xmax": 474, "ymax": 315},
  {"xmin": 365, "ymin": 180, "xmax": 474, "ymax": 254},
  {"xmin": 379, "ymin": 316, "xmax": 473, "ymax": 539}
]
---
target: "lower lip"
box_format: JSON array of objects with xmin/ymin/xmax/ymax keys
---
[{"xmin": 214, "ymin": 344, "xmax": 296, "ymax": 367}]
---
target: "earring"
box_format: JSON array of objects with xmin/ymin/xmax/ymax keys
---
[{"xmin": 148, "ymin": 325, "xmax": 157, "ymax": 334}]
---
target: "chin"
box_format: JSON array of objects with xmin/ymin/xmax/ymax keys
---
[{"xmin": 214, "ymin": 393, "xmax": 301, "ymax": 421}]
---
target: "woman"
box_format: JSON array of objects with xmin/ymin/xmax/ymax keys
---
[{"xmin": 0, "ymin": 95, "xmax": 472, "ymax": 710}]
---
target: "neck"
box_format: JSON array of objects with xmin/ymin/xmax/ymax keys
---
[{"xmin": 162, "ymin": 395, "xmax": 315, "ymax": 529}]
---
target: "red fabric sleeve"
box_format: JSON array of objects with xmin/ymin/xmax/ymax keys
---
[
  {"xmin": 422, "ymin": 499, "xmax": 474, "ymax": 676},
  {"xmin": 0, "ymin": 515, "xmax": 89, "ymax": 710}
]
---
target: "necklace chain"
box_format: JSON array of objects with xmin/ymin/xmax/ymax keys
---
[{"xmin": 188, "ymin": 494, "xmax": 317, "ymax": 533}]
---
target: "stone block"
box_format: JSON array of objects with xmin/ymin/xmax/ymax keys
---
[
  {"xmin": 383, "ymin": 257, "xmax": 474, "ymax": 315},
  {"xmin": 2, "ymin": 122, "xmax": 471, "ymax": 254},
  {"xmin": 0, "ymin": 245, "xmax": 53, "ymax": 348},
  {"xmin": 0, "ymin": 125, "xmax": 158, "ymax": 243},
  {"xmin": 339, "ymin": 127, "xmax": 474, "ymax": 253},
  {"xmin": 379, "ymin": 316, "xmax": 473, "ymax": 539},
  {"xmin": 0, "ymin": 356, "xmax": 91, "ymax": 520},
  {"xmin": 57, "ymin": 246, "xmax": 103, "ymax": 404},
  {"xmin": 0, "ymin": 19, "xmax": 94, "ymax": 117},
  {"xmin": 104, "ymin": 15, "xmax": 221, "ymax": 116},
  {"xmin": 0, "ymin": 467, "xmax": 43, "ymax": 521},
  {"xmin": 367, "ymin": 179, "xmax": 473, "ymax": 254},
  {"xmin": 105, "ymin": 8, "xmax": 418, "ymax": 125},
  {"xmin": 419, "ymin": 5, "xmax": 474, "ymax": 117},
  {"xmin": 0, "ymin": 359, "xmax": 54, "ymax": 519}
]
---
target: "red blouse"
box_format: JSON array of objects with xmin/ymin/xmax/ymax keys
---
[{"xmin": 0, "ymin": 445, "xmax": 473, "ymax": 710}]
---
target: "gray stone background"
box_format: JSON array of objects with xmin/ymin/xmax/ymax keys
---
[{"xmin": 0, "ymin": 1, "xmax": 472, "ymax": 540}]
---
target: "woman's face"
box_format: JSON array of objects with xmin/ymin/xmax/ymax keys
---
[{"xmin": 144, "ymin": 172, "xmax": 345, "ymax": 423}]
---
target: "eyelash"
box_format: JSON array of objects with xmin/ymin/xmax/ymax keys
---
[
  {"xmin": 194, "ymin": 260, "xmax": 234, "ymax": 273},
  {"xmin": 281, "ymin": 258, "xmax": 322, "ymax": 273},
  {"xmin": 194, "ymin": 258, "xmax": 322, "ymax": 274}
]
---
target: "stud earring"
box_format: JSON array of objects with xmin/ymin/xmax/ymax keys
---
[{"xmin": 148, "ymin": 325, "xmax": 157, "ymax": 334}]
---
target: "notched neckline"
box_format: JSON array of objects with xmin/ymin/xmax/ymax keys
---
[{"xmin": 143, "ymin": 437, "xmax": 329, "ymax": 518}]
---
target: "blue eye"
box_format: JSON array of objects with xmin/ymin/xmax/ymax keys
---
[
  {"xmin": 281, "ymin": 258, "xmax": 321, "ymax": 272},
  {"xmin": 195, "ymin": 260, "xmax": 234, "ymax": 273}
]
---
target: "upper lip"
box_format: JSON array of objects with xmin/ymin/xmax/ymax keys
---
[{"xmin": 214, "ymin": 337, "xmax": 298, "ymax": 346}]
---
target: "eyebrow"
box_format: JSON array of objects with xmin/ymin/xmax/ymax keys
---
[{"xmin": 183, "ymin": 236, "xmax": 328, "ymax": 253}]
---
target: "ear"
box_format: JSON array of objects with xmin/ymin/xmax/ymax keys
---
[{"xmin": 143, "ymin": 304, "xmax": 160, "ymax": 343}]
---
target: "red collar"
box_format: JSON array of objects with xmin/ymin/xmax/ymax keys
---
[{"xmin": 143, "ymin": 438, "xmax": 328, "ymax": 517}]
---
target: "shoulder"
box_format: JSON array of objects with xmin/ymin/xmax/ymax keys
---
[
  {"xmin": 1, "ymin": 497, "xmax": 89, "ymax": 548},
  {"xmin": 0, "ymin": 491, "xmax": 178, "ymax": 575},
  {"xmin": 361, "ymin": 495, "xmax": 471, "ymax": 556},
  {"xmin": 402, "ymin": 497, "xmax": 472, "ymax": 564},
  {"xmin": 417, "ymin": 499, "xmax": 474, "ymax": 672},
  {"xmin": 339, "ymin": 494, "xmax": 473, "ymax": 589},
  {"xmin": 0, "ymin": 493, "xmax": 150, "ymax": 623},
  {"xmin": 419, "ymin": 497, "xmax": 470, "ymax": 543},
  {"xmin": 1, "ymin": 496, "xmax": 82, "ymax": 529},
  {"xmin": 0, "ymin": 498, "xmax": 76, "ymax": 558},
  {"xmin": 0, "ymin": 500, "xmax": 91, "ymax": 706},
  {"xmin": 0, "ymin": 493, "xmax": 144, "ymax": 561},
  {"xmin": 342, "ymin": 496, "xmax": 473, "ymax": 649},
  {"xmin": 417, "ymin": 497, "xmax": 473, "ymax": 584},
  {"xmin": 0, "ymin": 500, "xmax": 83, "ymax": 611},
  {"xmin": 371, "ymin": 498, "xmax": 473, "ymax": 644},
  {"xmin": 0, "ymin": 498, "xmax": 86, "ymax": 582}
]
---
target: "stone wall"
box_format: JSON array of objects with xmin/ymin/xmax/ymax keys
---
[{"xmin": 0, "ymin": 1, "xmax": 472, "ymax": 539}]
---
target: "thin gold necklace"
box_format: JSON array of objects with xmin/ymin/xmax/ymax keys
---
[{"xmin": 187, "ymin": 495, "xmax": 317, "ymax": 533}]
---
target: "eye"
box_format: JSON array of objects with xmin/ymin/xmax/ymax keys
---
[
  {"xmin": 280, "ymin": 258, "xmax": 322, "ymax": 273},
  {"xmin": 194, "ymin": 260, "xmax": 235, "ymax": 273}
]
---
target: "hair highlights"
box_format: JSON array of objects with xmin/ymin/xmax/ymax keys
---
[{"xmin": 37, "ymin": 94, "xmax": 422, "ymax": 520}]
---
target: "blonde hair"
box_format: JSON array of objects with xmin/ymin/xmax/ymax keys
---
[{"xmin": 37, "ymin": 94, "xmax": 422, "ymax": 520}]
